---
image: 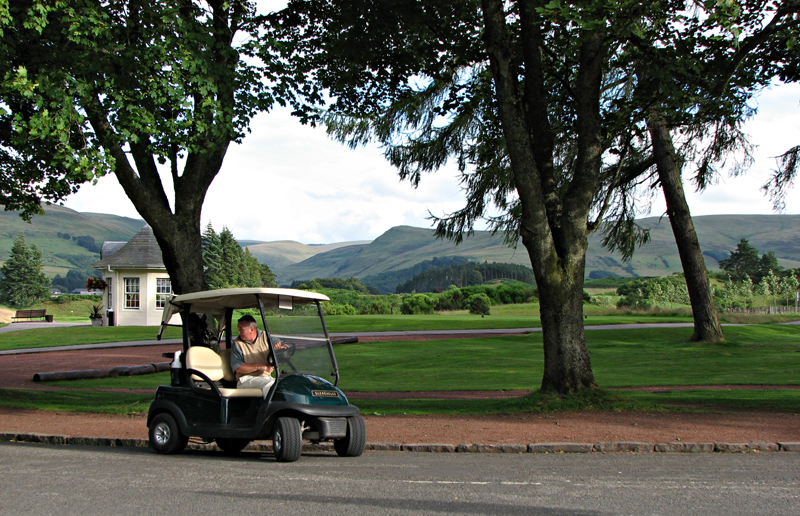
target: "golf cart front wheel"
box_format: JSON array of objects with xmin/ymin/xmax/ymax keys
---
[
  {"xmin": 272, "ymin": 417, "xmax": 302, "ymax": 462},
  {"xmin": 149, "ymin": 413, "xmax": 188, "ymax": 455},
  {"xmin": 333, "ymin": 415, "xmax": 366, "ymax": 457}
]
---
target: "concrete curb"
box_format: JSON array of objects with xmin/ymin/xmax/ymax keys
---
[{"xmin": 2, "ymin": 432, "xmax": 799, "ymax": 454}]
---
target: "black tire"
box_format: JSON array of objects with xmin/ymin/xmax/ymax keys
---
[
  {"xmin": 215, "ymin": 438, "xmax": 251, "ymax": 454},
  {"xmin": 149, "ymin": 413, "xmax": 188, "ymax": 455},
  {"xmin": 272, "ymin": 417, "xmax": 303, "ymax": 462},
  {"xmin": 334, "ymin": 415, "xmax": 367, "ymax": 457}
]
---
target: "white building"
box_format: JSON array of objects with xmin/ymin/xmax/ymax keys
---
[{"xmin": 93, "ymin": 225, "xmax": 172, "ymax": 326}]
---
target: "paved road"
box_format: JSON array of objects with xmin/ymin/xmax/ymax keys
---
[{"xmin": 1, "ymin": 442, "xmax": 798, "ymax": 515}]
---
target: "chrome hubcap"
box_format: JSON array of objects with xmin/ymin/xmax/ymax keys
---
[{"xmin": 154, "ymin": 422, "xmax": 171, "ymax": 445}]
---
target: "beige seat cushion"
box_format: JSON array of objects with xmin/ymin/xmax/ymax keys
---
[
  {"xmin": 217, "ymin": 348, "xmax": 237, "ymax": 382},
  {"xmin": 185, "ymin": 346, "xmax": 224, "ymax": 382},
  {"xmin": 185, "ymin": 346, "xmax": 262, "ymax": 398},
  {"xmin": 218, "ymin": 387, "xmax": 265, "ymax": 397}
]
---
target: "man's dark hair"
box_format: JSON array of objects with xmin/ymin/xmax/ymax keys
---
[{"xmin": 237, "ymin": 315, "xmax": 258, "ymax": 328}]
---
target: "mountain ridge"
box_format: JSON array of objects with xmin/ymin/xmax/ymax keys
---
[{"xmin": 269, "ymin": 215, "xmax": 800, "ymax": 289}]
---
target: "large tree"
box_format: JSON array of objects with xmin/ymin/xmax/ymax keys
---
[
  {"xmin": 276, "ymin": 0, "xmax": 799, "ymax": 392},
  {"xmin": 0, "ymin": 0, "xmax": 303, "ymax": 294}
]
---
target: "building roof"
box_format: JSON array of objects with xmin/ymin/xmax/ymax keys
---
[
  {"xmin": 93, "ymin": 225, "xmax": 166, "ymax": 270},
  {"xmin": 100, "ymin": 241, "xmax": 126, "ymax": 259}
]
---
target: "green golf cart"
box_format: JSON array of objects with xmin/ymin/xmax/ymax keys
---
[{"xmin": 147, "ymin": 288, "xmax": 365, "ymax": 462}]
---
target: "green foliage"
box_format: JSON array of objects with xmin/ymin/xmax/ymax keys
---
[
  {"xmin": 73, "ymin": 235, "xmax": 100, "ymax": 253},
  {"xmin": 400, "ymin": 293, "xmax": 436, "ymax": 315},
  {"xmin": 616, "ymin": 275, "xmax": 690, "ymax": 309},
  {"xmin": 465, "ymin": 293, "xmax": 492, "ymax": 315},
  {"xmin": 202, "ymin": 223, "xmax": 275, "ymax": 289},
  {"xmin": 396, "ymin": 261, "xmax": 535, "ymax": 293},
  {"xmin": 0, "ymin": 234, "xmax": 50, "ymax": 306},
  {"xmin": 716, "ymin": 269, "xmax": 800, "ymax": 308},
  {"xmin": 0, "ymin": 1, "xmax": 303, "ymax": 220},
  {"xmin": 293, "ymin": 277, "xmax": 372, "ymax": 293},
  {"xmin": 719, "ymin": 238, "xmax": 762, "ymax": 281}
]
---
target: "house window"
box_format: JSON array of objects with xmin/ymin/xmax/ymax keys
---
[
  {"xmin": 156, "ymin": 278, "xmax": 171, "ymax": 309},
  {"xmin": 124, "ymin": 278, "xmax": 140, "ymax": 309},
  {"xmin": 106, "ymin": 278, "xmax": 112, "ymax": 309}
]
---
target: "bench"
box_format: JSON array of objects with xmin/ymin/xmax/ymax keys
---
[{"xmin": 12, "ymin": 309, "xmax": 52, "ymax": 322}]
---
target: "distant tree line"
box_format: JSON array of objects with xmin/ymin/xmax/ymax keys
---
[
  {"xmin": 291, "ymin": 277, "xmax": 377, "ymax": 294},
  {"xmin": 362, "ymin": 256, "xmax": 470, "ymax": 294},
  {"xmin": 395, "ymin": 262, "xmax": 535, "ymax": 293}
]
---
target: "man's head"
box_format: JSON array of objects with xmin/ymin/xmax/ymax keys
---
[{"xmin": 237, "ymin": 315, "xmax": 258, "ymax": 343}]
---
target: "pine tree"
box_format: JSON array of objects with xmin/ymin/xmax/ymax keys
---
[
  {"xmin": 202, "ymin": 224, "xmax": 272, "ymax": 289},
  {"xmin": 0, "ymin": 234, "xmax": 51, "ymax": 307},
  {"xmin": 201, "ymin": 223, "xmax": 224, "ymax": 289}
]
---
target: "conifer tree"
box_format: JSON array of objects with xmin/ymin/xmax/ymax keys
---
[
  {"xmin": 201, "ymin": 224, "xmax": 274, "ymax": 289},
  {"xmin": 0, "ymin": 234, "xmax": 51, "ymax": 307}
]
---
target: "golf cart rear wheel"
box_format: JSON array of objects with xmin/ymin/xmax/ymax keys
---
[
  {"xmin": 215, "ymin": 438, "xmax": 251, "ymax": 454},
  {"xmin": 333, "ymin": 415, "xmax": 366, "ymax": 457},
  {"xmin": 272, "ymin": 417, "xmax": 302, "ymax": 462},
  {"xmin": 149, "ymin": 413, "xmax": 188, "ymax": 455}
]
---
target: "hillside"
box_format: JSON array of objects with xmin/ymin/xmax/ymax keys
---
[
  {"xmin": 274, "ymin": 214, "xmax": 800, "ymax": 288},
  {"xmin": 246, "ymin": 240, "xmax": 371, "ymax": 270},
  {"xmin": 0, "ymin": 205, "xmax": 145, "ymax": 275}
]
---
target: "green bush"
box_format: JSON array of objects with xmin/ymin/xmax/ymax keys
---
[
  {"xmin": 465, "ymin": 293, "xmax": 492, "ymax": 315},
  {"xmin": 324, "ymin": 303, "xmax": 359, "ymax": 316},
  {"xmin": 400, "ymin": 294, "xmax": 436, "ymax": 315}
]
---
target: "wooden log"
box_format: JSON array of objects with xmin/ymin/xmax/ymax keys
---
[
  {"xmin": 33, "ymin": 362, "xmax": 171, "ymax": 382},
  {"xmin": 331, "ymin": 337, "xmax": 359, "ymax": 345}
]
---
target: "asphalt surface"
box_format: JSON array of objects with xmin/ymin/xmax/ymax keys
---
[{"xmin": 1, "ymin": 442, "xmax": 798, "ymax": 515}]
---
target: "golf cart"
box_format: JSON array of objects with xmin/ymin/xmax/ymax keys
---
[{"xmin": 147, "ymin": 288, "xmax": 365, "ymax": 462}]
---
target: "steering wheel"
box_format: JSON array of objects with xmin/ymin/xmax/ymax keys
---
[{"xmin": 273, "ymin": 341, "xmax": 297, "ymax": 365}]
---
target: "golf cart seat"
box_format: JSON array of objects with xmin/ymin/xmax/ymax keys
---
[{"xmin": 185, "ymin": 346, "xmax": 263, "ymax": 398}]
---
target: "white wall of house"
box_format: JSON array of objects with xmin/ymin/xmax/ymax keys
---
[{"xmin": 102, "ymin": 269, "xmax": 173, "ymax": 326}]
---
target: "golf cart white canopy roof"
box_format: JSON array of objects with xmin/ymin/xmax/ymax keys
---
[
  {"xmin": 168, "ymin": 288, "xmax": 328, "ymax": 311},
  {"xmin": 158, "ymin": 288, "xmax": 330, "ymax": 338}
]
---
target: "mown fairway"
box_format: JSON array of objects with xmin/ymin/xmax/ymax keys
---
[{"xmin": 2, "ymin": 323, "xmax": 797, "ymax": 415}]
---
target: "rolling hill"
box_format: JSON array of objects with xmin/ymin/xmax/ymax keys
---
[
  {"xmin": 0, "ymin": 205, "xmax": 145, "ymax": 275},
  {"xmin": 273, "ymin": 215, "xmax": 800, "ymax": 289},
  {"xmin": 246, "ymin": 240, "xmax": 371, "ymax": 270},
  {"xmin": 3, "ymin": 206, "xmax": 797, "ymax": 293}
]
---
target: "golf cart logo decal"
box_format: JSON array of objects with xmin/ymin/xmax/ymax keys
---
[{"xmin": 312, "ymin": 390, "xmax": 339, "ymax": 397}]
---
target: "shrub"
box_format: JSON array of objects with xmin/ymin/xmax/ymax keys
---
[
  {"xmin": 465, "ymin": 293, "xmax": 492, "ymax": 315},
  {"xmin": 324, "ymin": 303, "xmax": 359, "ymax": 316},
  {"xmin": 400, "ymin": 294, "xmax": 436, "ymax": 315}
]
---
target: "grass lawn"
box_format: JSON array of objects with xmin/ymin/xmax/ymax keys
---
[
  {"xmin": 0, "ymin": 326, "xmax": 182, "ymax": 351},
  {"xmin": 3, "ymin": 324, "xmax": 797, "ymax": 415},
  {"xmin": 0, "ymin": 312, "xmax": 701, "ymax": 351}
]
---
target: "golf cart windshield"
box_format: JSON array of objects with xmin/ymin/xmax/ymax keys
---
[{"xmin": 268, "ymin": 310, "xmax": 337, "ymax": 383}]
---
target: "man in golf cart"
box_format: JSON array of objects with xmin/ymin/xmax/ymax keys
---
[{"xmin": 230, "ymin": 315, "xmax": 288, "ymax": 396}]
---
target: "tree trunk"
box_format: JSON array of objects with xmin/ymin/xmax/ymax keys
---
[
  {"xmin": 481, "ymin": 0, "xmax": 600, "ymax": 393},
  {"xmin": 648, "ymin": 112, "xmax": 725, "ymax": 342},
  {"xmin": 534, "ymin": 256, "xmax": 597, "ymax": 393}
]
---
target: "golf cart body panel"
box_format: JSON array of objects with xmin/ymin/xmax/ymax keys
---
[{"xmin": 147, "ymin": 288, "xmax": 364, "ymax": 460}]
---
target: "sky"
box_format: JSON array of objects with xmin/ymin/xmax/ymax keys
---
[{"xmin": 61, "ymin": 4, "xmax": 800, "ymax": 245}]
